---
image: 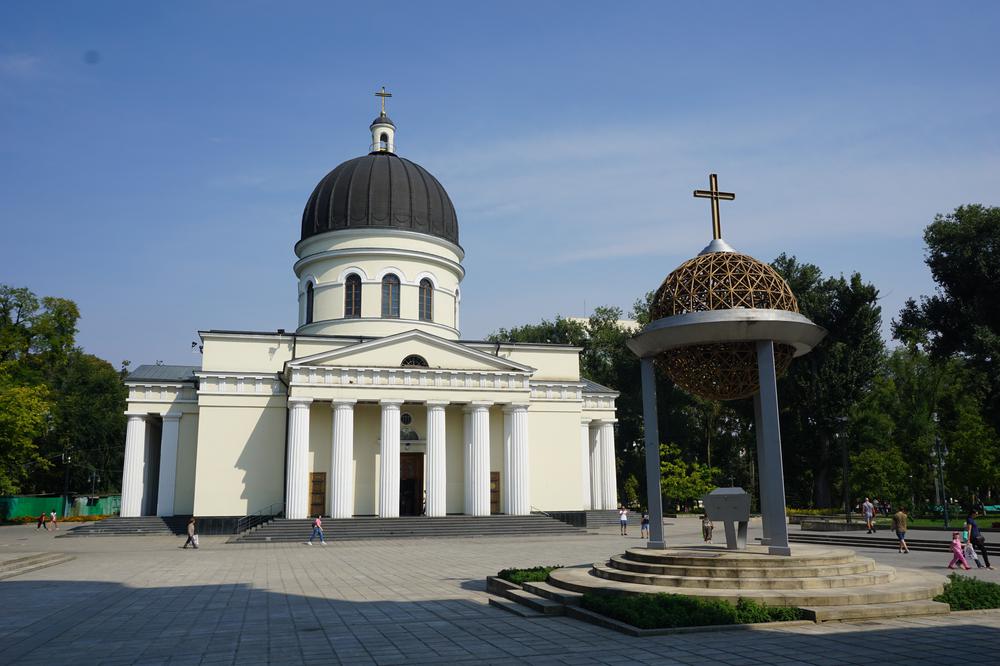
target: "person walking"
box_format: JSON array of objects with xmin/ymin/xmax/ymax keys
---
[
  {"xmin": 182, "ymin": 517, "xmax": 198, "ymax": 549},
  {"xmin": 948, "ymin": 531, "xmax": 971, "ymax": 570},
  {"xmin": 892, "ymin": 507, "xmax": 910, "ymax": 553},
  {"xmin": 48, "ymin": 510, "xmax": 58, "ymax": 531},
  {"xmin": 306, "ymin": 514, "xmax": 326, "ymax": 545},
  {"xmin": 36, "ymin": 513, "xmax": 47, "ymax": 530},
  {"xmin": 618, "ymin": 506, "xmax": 629, "ymax": 536},
  {"xmin": 966, "ymin": 509, "xmax": 994, "ymax": 570},
  {"xmin": 640, "ymin": 514, "xmax": 650, "ymax": 539},
  {"xmin": 701, "ymin": 514, "xmax": 714, "ymax": 543},
  {"xmin": 962, "ymin": 527, "xmax": 982, "ymax": 568},
  {"xmin": 862, "ymin": 498, "xmax": 876, "ymax": 534}
]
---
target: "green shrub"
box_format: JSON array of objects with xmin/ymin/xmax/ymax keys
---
[
  {"xmin": 496, "ymin": 565, "xmax": 561, "ymax": 585},
  {"xmin": 581, "ymin": 592, "xmax": 804, "ymax": 629},
  {"xmin": 934, "ymin": 573, "xmax": 1000, "ymax": 610}
]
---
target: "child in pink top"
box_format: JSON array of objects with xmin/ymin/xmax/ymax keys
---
[{"xmin": 948, "ymin": 531, "xmax": 971, "ymax": 570}]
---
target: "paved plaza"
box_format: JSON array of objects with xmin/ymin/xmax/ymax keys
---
[{"xmin": 1, "ymin": 518, "xmax": 998, "ymax": 665}]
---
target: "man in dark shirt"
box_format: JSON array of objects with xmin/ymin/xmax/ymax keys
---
[{"xmin": 966, "ymin": 510, "xmax": 994, "ymax": 570}]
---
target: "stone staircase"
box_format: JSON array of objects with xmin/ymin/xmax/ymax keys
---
[
  {"xmin": 491, "ymin": 544, "xmax": 950, "ymax": 624},
  {"xmin": 61, "ymin": 516, "xmax": 190, "ymax": 537},
  {"xmin": 231, "ymin": 514, "xmax": 588, "ymax": 543},
  {"xmin": 788, "ymin": 530, "xmax": 951, "ymax": 553},
  {"xmin": 0, "ymin": 552, "xmax": 75, "ymax": 580}
]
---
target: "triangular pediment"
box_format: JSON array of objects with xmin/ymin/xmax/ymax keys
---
[{"xmin": 288, "ymin": 330, "xmax": 536, "ymax": 373}]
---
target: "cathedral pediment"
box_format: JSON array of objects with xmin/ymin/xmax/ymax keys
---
[{"xmin": 286, "ymin": 329, "xmax": 536, "ymax": 374}]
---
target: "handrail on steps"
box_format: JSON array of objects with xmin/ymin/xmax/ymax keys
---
[{"xmin": 234, "ymin": 501, "xmax": 284, "ymax": 535}]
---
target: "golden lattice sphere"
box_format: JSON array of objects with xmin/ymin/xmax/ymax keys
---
[{"xmin": 651, "ymin": 251, "xmax": 799, "ymax": 401}]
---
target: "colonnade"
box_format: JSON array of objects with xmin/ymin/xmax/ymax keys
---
[
  {"xmin": 284, "ymin": 399, "xmax": 532, "ymax": 519},
  {"xmin": 121, "ymin": 412, "xmax": 182, "ymax": 518},
  {"xmin": 580, "ymin": 418, "xmax": 617, "ymax": 510}
]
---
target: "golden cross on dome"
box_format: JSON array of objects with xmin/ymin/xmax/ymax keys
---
[
  {"xmin": 693, "ymin": 173, "xmax": 735, "ymax": 240},
  {"xmin": 375, "ymin": 86, "xmax": 392, "ymax": 115}
]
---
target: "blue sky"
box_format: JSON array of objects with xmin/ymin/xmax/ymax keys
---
[{"xmin": 2, "ymin": 2, "xmax": 998, "ymax": 367}]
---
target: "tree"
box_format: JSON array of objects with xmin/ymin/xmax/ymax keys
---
[
  {"xmin": 771, "ymin": 255, "xmax": 885, "ymax": 507},
  {"xmin": 0, "ymin": 378, "xmax": 51, "ymax": 494},
  {"xmin": 0, "ymin": 285, "xmax": 126, "ymax": 495},
  {"xmin": 894, "ymin": 205, "xmax": 1000, "ymax": 430},
  {"xmin": 659, "ymin": 443, "xmax": 719, "ymax": 510}
]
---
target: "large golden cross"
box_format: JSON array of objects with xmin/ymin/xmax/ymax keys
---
[
  {"xmin": 375, "ymin": 86, "xmax": 392, "ymax": 115},
  {"xmin": 693, "ymin": 173, "xmax": 735, "ymax": 240}
]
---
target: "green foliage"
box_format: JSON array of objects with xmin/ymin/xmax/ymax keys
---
[
  {"xmin": 771, "ymin": 255, "xmax": 885, "ymax": 508},
  {"xmin": 580, "ymin": 592, "xmax": 804, "ymax": 629},
  {"xmin": 0, "ymin": 285, "xmax": 126, "ymax": 495},
  {"xmin": 660, "ymin": 443, "xmax": 719, "ymax": 507},
  {"xmin": 622, "ymin": 474, "xmax": 640, "ymax": 508},
  {"xmin": 895, "ymin": 205, "xmax": 1000, "ymax": 430},
  {"xmin": 934, "ymin": 573, "xmax": 1000, "ymax": 610},
  {"xmin": 0, "ymin": 379, "xmax": 51, "ymax": 494},
  {"xmin": 496, "ymin": 566, "xmax": 561, "ymax": 585}
]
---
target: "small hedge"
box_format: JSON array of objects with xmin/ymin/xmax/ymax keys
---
[
  {"xmin": 934, "ymin": 573, "xmax": 1000, "ymax": 610},
  {"xmin": 496, "ymin": 565, "xmax": 562, "ymax": 585},
  {"xmin": 581, "ymin": 592, "xmax": 805, "ymax": 629}
]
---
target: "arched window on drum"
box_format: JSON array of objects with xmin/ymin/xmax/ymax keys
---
[
  {"xmin": 305, "ymin": 282, "xmax": 315, "ymax": 325},
  {"xmin": 381, "ymin": 274, "xmax": 400, "ymax": 318},
  {"xmin": 344, "ymin": 274, "xmax": 362, "ymax": 318},
  {"xmin": 418, "ymin": 278, "xmax": 433, "ymax": 321}
]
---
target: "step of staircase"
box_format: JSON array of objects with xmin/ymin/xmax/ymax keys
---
[
  {"xmin": 803, "ymin": 600, "xmax": 951, "ymax": 622},
  {"xmin": 233, "ymin": 515, "xmax": 588, "ymax": 543},
  {"xmin": 594, "ymin": 561, "xmax": 895, "ymax": 590},
  {"xmin": 0, "ymin": 553, "xmax": 75, "ymax": 580},
  {"xmin": 521, "ymin": 580, "xmax": 584, "ymax": 606},
  {"xmin": 500, "ymin": 588, "xmax": 565, "ymax": 615},
  {"xmin": 609, "ymin": 553, "xmax": 876, "ymax": 579},
  {"xmin": 621, "ymin": 546, "xmax": 858, "ymax": 568},
  {"xmin": 61, "ymin": 516, "xmax": 189, "ymax": 537},
  {"xmin": 487, "ymin": 597, "xmax": 548, "ymax": 618}
]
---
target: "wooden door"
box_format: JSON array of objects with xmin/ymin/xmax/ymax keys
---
[
  {"xmin": 399, "ymin": 453, "xmax": 424, "ymax": 516},
  {"xmin": 309, "ymin": 472, "xmax": 326, "ymax": 517},
  {"xmin": 490, "ymin": 472, "xmax": 500, "ymax": 514}
]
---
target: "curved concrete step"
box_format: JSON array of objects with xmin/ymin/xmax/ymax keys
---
[
  {"xmin": 609, "ymin": 554, "xmax": 875, "ymax": 579},
  {"xmin": 594, "ymin": 562, "xmax": 895, "ymax": 590},
  {"xmin": 622, "ymin": 546, "xmax": 857, "ymax": 568},
  {"xmin": 548, "ymin": 566, "xmax": 945, "ymax": 607}
]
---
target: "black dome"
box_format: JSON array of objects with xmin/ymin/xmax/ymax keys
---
[{"xmin": 301, "ymin": 153, "xmax": 459, "ymax": 246}]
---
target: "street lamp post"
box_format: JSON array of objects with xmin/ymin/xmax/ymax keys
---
[{"xmin": 932, "ymin": 412, "xmax": 949, "ymax": 528}]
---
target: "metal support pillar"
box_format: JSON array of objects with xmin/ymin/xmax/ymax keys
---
[
  {"xmin": 755, "ymin": 340, "xmax": 791, "ymax": 556},
  {"xmin": 752, "ymin": 393, "xmax": 770, "ymax": 545},
  {"xmin": 639, "ymin": 358, "xmax": 666, "ymax": 549}
]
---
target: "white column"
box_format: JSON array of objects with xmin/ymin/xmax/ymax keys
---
[
  {"xmin": 470, "ymin": 402, "xmax": 492, "ymax": 516},
  {"xmin": 156, "ymin": 413, "xmax": 181, "ymax": 517},
  {"xmin": 330, "ymin": 399, "xmax": 356, "ymax": 519},
  {"xmin": 378, "ymin": 400, "xmax": 403, "ymax": 518},
  {"xmin": 600, "ymin": 420, "xmax": 618, "ymax": 510},
  {"xmin": 285, "ymin": 397, "xmax": 312, "ymax": 519},
  {"xmin": 580, "ymin": 417, "xmax": 593, "ymax": 510},
  {"xmin": 426, "ymin": 401, "xmax": 448, "ymax": 517},
  {"xmin": 121, "ymin": 413, "xmax": 148, "ymax": 518},
  {"xmin": 503, "ymin": 404, "xmax": 530, "ymax": 515},
  {"xmin": 463, "ymin": 406, "xmax": 473, "ymax": 514},
  {"xmin": 589, "ymin": 422, "xmax": 603, "ymax": 510}
]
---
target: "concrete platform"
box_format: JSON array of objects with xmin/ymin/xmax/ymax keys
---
[{"xmin": 546, "ymin": 543, "xmax": 950, "ymax": 620}]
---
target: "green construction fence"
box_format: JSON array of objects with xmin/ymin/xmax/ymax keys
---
[{"xmin": 0, "ymin": 495, "xmax": 121, "ymax": 520}]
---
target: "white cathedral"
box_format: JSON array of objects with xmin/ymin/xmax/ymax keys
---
[{"xmin": 119, "ymin": 98, "xmax": 620, "ymax": 523}]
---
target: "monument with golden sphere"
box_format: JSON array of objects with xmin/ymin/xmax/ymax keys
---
[{"xmin": 627, "ymin": 174, "xmax": 826, "ymax": 555}]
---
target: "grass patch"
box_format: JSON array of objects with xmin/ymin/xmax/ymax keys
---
[
  {"xmin": 934, "ymin": 573, "xmax": 1000, "ymax": 610},
  {"xmin": 581, "ymin": 592, "xmax": 804, "ymax": 629},
  {"xmin": 496, "ymin": 565, "xmax": 562, "ymax": 585}
]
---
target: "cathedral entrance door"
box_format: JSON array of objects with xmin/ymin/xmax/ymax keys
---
[
  {"xmin": 309, "ymin": 473, "xmax": 326, "ymax": 517},
  {"xmin": 490, "ymin": 472, "xmax": 500, "ymax": 515},
  {"xmin": 399, "ymin": 452, "xmax": 424, "ymax": 516}
]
